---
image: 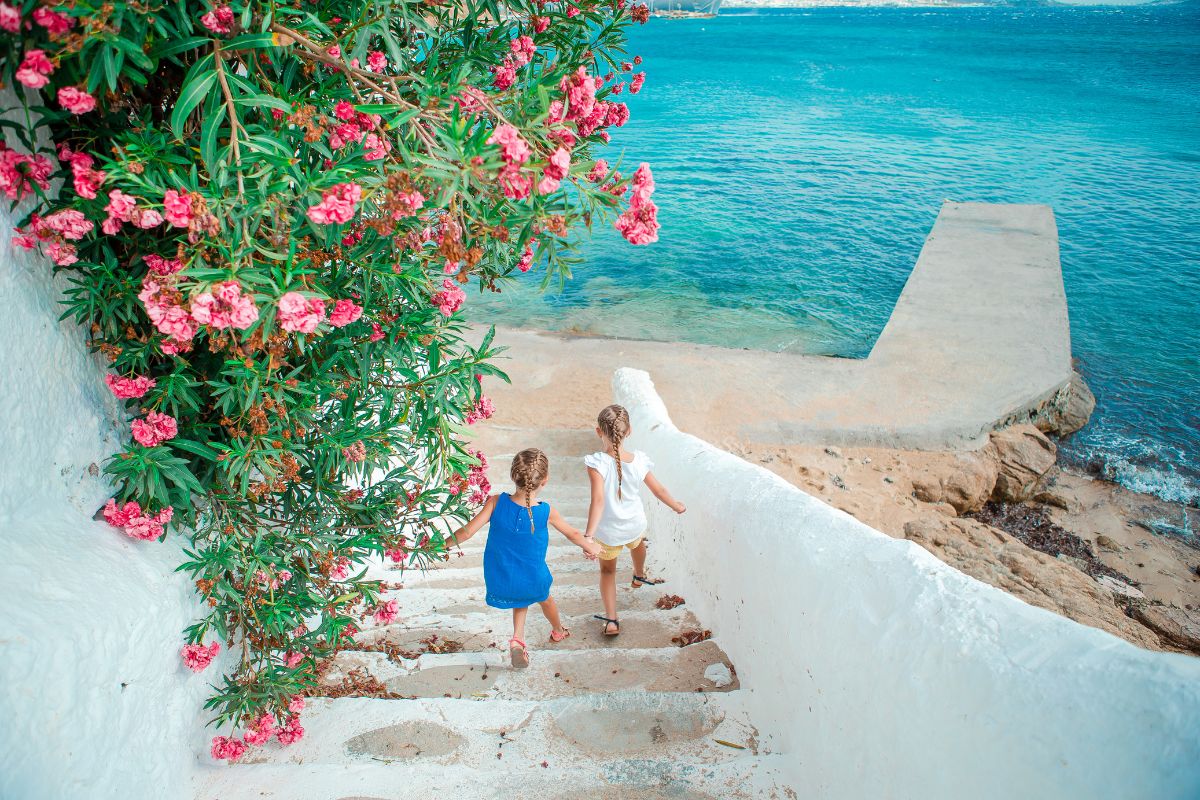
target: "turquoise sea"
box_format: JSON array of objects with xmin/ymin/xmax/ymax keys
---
[{"xmin": 473, "ymin": 5, "xmax": 1200, "ymax": 505}]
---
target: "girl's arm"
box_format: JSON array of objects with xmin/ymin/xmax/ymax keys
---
[
  {"xmin": 644, "ymin": 472, "xmax": 686, "ymax": 514},
  {"xmin": 583, "ymin": 466, "xmax": 605, "ymax": 538},
  {"xmin": 548, "ymin": 507, "xmax": 603, "ymax": 558},
  {"xmin": 447, "ymin": 494, "xmax": 498, "ymax": 548}
]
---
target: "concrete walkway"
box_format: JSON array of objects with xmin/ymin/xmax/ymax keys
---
[
  {"xmin": 195, "ymin": 423, "xmax": 792, "ymax": 799},
  {"xmin": 476, "ymin": 202, "xmax": 1073, "ymax": 450}
]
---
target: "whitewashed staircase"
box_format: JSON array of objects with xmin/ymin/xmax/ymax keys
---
[{"xmin": 195, "ymin": 425, "xmax": 793, "ymax": 800}]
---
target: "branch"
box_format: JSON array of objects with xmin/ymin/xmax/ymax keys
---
[{"xmin": 214, "ymin": 43, "xmax": 247, "ymax": 200}]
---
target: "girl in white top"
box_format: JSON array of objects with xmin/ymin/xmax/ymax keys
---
[{"xmin": 583, "ymin": 404, "xmax": 686, "ymax": 636}]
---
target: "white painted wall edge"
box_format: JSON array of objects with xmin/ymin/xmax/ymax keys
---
[{"xmin": 613, "ymin": 366, "xmax": 1200, "ymax": 800}]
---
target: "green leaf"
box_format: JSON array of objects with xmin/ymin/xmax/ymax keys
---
[{"xmin": 170, "ymin": 54, "xmax": 218, "ymax": 139}]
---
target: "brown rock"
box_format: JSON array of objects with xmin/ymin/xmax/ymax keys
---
[
  {"xmin": 910, "ymin": 449, "xmax": 999, "ymax": 514},
  {"xmin": 1033, "ymin": 489, "xmax": 1072, "ymax": 511},
  {"xmin": 902, "ymin": 516, "xmax": 1160, "ymax": 651},
  {"xmin": 1037, "ymin": 372, "xmax": 1096, "ymax": 436},
  {"xmin": 1133, "ymin": 605, "xmax": 1200, "ymax": 653},
  {"xmin": 1095, "ymin": 535, "xmax": 1121, "ymax": 552},
  {"xmin": 990, "ymin": 425, "xmax": 1057, "ymax": 502}
]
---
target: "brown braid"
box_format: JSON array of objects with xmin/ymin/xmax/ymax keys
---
[
  {"xmin": 509, "ymin": 448, "xmax": 549, "ymax": 534},
  {"xmin": 596, "ymin": 405, "xmax": 632, "ymax": 500}
]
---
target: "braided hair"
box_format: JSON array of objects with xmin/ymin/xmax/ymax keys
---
[
  {"xmin": 509, "ymin": 448, "xmax": 549, "ymax": 533},
  {"xmin": 596, "ymin": 404, "xmax": 632, "ymax": 500}
]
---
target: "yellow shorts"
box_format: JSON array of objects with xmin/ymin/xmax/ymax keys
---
[{"xmin": 597, "ymin": 536, "xmax": 645, "ymax": 561}]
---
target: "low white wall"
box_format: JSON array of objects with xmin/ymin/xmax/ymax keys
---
[
  {"xmin": 0, "ymin": 177, "xmax": 211, "ymax": 798},
  {"xmin": 615, "ymin": 367, "xmax": 1200, "ymax": 800}
]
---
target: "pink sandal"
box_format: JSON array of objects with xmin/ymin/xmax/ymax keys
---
[
  {"xmin": 509, "ymin": 637, "xmax": 530, "ymax": 669},
  {"xmin": 549, "ymin": 627, "xmax": 571, "ymax": 643}
]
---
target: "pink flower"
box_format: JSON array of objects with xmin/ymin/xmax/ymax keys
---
[
  {"xmin": 103, "ymin": 499, "xmax": 174, "ymax": 540},
  {"xmin": 162, "ymin": 189, "xmax": 193, "ymax": 228},
  {"xmin": 59, "ymin": 146, "xmax": 105, "ymax": 199},
  {"xmin": 431, "ymin": 279, "xmax": 466, "ymax": 317},
  {"xmin": 102, "ymin": 189, "xmax": 137, "ymax": 234},
  {"xmin": 131, "ymin": 410, "xmax": 178, "ymax": 447},
  {"xmin": 630, "ymin": 71, "xmax": 646, "ymax": 94},
  {"xmin": 182, "ymin": 642, "xmax": 221, "ymax": 673},
  {"xmin": 288, "ymin": 695, "xmax": 306, "ymax": 714},
  {"xmin": 605, "ymin": 102, "xmax": 630, "ymax": 128},
  {"xmin": 386, "ymin": 547, "xmax": 405, "ymax": 563},
  {"xmin": 373, "ymin": 599, "xmax": 400, "ymax": 625},
  {"xmin": 326, "ymin": 45, "xmax": 341, "ymax": 58},
  {"xmin": 334, "ymin": 100, "xmax": 356, "ymax": 121},
  {"xmin": 560, "ymin": 67, "xmax": 598, "ymax": 123},
  {"xmin": 242, "ymin": 712, "xmax": 276, "ymax": 746},
  {"xmin": 57, "ymin": 86, "xmax": 95, "ymax": 114},
  {"xmin": 510, "ymin": 35, "xmax": 536, "ymax": 66},
  {"xmin": 330, "ymin": 557, "xmax": 351, "ymax": 580},
  {"xmin": 466, "ymin": 395, "xmax": 496, "ymax": 424},
  {"xmin": 369, "ymin": 322, "xmax": 386, "ymax": 342},
  {"xmin": 191, "ymin": 281, "xmax": 259, "ymax": 330},
  {"xmin": 144, "ymin": 254, "xmax": 185, "ymax": 276},
  {"xmin": 45, "ymin": 242, "xmax": 77, "ymax": 266},
  {"xmin": 587, "ymin": 160, "xmax": 608, "ymax": 183},
  {"xmin": 0, "ymin": 4, "xmax": 21, "ymax": 33},
  {"xmin": 517, "ymin": 243, "xmax": 535, "ymax": 273},
  {"xmin": 614, "ymin": 163, "xmax": 659, "ymax": 246},
  {"xmin": 538, "ymin": 146, "xmax": 570, "ymax": 193},
  {"xmin": 392, "ymin": 190, "xmax": 424, "ymax": 219},
  {"xmin": 284, "ymin": 651, "xmax": 305, "ymax": 668},
  {"xmin": 276, "ymin": 715, "xmax": 304, "ymax": 746},
  {"xmin": 306, "ymin": 183, "xmax": 361, "ymax": 225},
  {"xmin": 487, "ymin": 124, "xmax": 531, "ymax": 166},
  {"xmin": 33, "ymin": 6, "xmax": 73, "ymax": 36},
  {"xmin": 367, "ymin": 50, "xmax": 387, "ymax": 73},
  {"xmin": 362, "ymin": 132, "xmax": 390, "ymax": 161},
  {"xmin": 103, "ymin": 499, "xmax": 143, "ymax": 528},
  {"xmin": 200, "ymin": 5, "xmax": 234, "ymax": 34},
  {"xmin": 498, "ymin": 166, "xmax": 532, "ymax": 200},
  {"xmin": 342, "ymin": 441, "xmax": 366, "ymax": 463},
  {"xmin": 15, "ymin": 50, "xmax": 53, "ymax": 90},
  {"xmin": 210, "ymin": 735, "xmax": 247, "ymax": 762},
  {"xmin": 105, "ymin": 373, "xmax": 156, "ymax": 399},
  {"xmin": 547, "ymin": 100, "xmax": 565, "ymax": 124},
  {"xmin": 328, "ymin": 299, "xmax": 363, "ymax": 328},
  {"xmin": 139, "ymin": 278, "xmax": 197, "ymax": 342},
  {"xmin": 532, "ymin": 15, "xmax": 549, "ymax": 33},
  {"xmin": 42, "ymin": 209, "xmax": 92, "ymax": 240},
  {"xmin": 276, "ymin": 292, "xmax": 327, "ymax": 334},
  {"xmin": 567, "ymin": 4, "xmax": 580, "ymax": 16}
]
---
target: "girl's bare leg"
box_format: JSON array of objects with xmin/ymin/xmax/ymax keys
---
[
  {"xmin": 630, "ymin": 540, "xmax": 649, "ymax": 586},
  {"xmin": 538, "ymin": 596, "xmax": 566, "ymax": 634},
  {"xmin": 512, "ymin": 606, "xmax": 529, "ymax": 642},
  {"xmin": 599, "ymin": 556, "xmax": 619, "ymax": 633},
  {"xmin": 509, "ymin": 607, "xmax": 531, "ymax": 667}
]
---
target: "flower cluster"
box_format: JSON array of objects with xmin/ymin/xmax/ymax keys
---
[
  {"xmin": 615, "ymin": 164, "xmax": 660, "ymax": 245},
  {"xmin": 182, "ymin": 642, "xmax": 221, "ymax": 673},
  {"xmin": 1, "ymin": 0, "xmax": 651, "ymax": 756}
]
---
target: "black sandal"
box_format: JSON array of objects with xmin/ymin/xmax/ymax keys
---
[
  {"xmin": 632, "ymin": 575, "xmax": 663, "ymax": 587},
  {"xmin": 593, "ymin": 615, "xmax": 621, "ymax": 636}
]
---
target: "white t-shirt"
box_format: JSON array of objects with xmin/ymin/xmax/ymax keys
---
[{"xmin": 583, "ymin": 449, "xmax": 654, "ymax": 546}]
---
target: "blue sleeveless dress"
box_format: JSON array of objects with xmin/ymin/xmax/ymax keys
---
[{"xmin": 484, "ymin": 493, "xmax": 553, "ymax": 609}]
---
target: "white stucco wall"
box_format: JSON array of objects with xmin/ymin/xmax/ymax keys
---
[
  {"xmin": 615, "ymin": 367, "xmax": 1200, "ymax": 800},
  {"xmin": 0, "ymin": 170, "xmax": 211, "ymax": 797}
]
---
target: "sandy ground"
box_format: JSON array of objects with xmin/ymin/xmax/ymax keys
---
[{"xmin": 476, "ymin": 326, "xmax": 1200, "ymax": 655}]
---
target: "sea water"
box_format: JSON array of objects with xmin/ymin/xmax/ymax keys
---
[{"xmin": 471, "ymin": 6, "xmax": 1200, "ymax": 504}]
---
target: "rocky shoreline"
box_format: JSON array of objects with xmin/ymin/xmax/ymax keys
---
[{"xmin": 724, "ymin": 384, "xmax": 1200, "ymax": 655}]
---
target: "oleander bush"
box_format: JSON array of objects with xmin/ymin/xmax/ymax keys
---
[{"xmin": 0, "ymin": 0, "xmax": 656, "ymax": 758}]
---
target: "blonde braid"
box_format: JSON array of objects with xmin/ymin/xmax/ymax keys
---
[
  {"xmin": 510, "ymin": 448, "xmax": 549, "ymax": 534},
  {"xmin": 597, "ymin": 405, "xmax": 632, "ymax": 500}
]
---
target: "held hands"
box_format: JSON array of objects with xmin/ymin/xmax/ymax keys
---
[{"xmin": 581, "ymin": 535, "xmax": 603, "ymax": 561}]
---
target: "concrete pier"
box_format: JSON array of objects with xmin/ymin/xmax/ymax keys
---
[{"xmin": 476, "ymin": 201, "xmax": 1075, "ymax": 450}]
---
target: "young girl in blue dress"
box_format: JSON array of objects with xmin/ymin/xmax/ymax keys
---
[{"xmin": 449, "ymin": 448, "xmax": 602, "ymax": 668}]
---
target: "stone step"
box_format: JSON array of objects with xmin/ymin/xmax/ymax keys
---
[
  {"xmin": 351, "ymin": 608, "xmax": 703, "ymax": 655},
  {"xmin": 236, "ymin": 692, "xmax": 755, "ymax": 768},
  {"xmin": 401, "ymin": 563, "xmax": 652, "ymax": 591},
  {"xmin": 379, "ymin": 583, "xmax": 682, "ymax": 619},
  {"xmin": 466, "ymin": 425, "xmax": 598, "ymax": 459},
  {"xmin": 317, "ymin": 640, "xmax": 738, "ymax": 700},
  {"xmin": 432, "ymin": 543, "xmax": 587, "ymax": 570},
  {"xmin": 196, "ymin": 753, "xmax": 794, "ymax": 800}
]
